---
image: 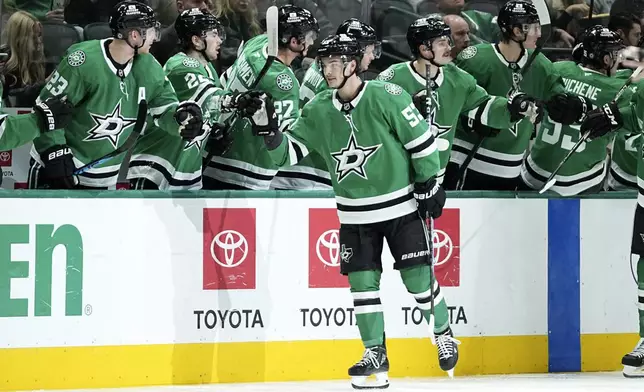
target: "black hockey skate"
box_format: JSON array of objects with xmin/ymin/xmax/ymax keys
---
[
  {"xmin": 436, "ymin": 327, "xmax": 460, "ymax": 378},
  {"xmin": 348, "ymin": 345, "xmax": 389, "ymax": 389},
  {"xmin": 622, "ymin": 338, "xmax": 644, "ymax": 377}
]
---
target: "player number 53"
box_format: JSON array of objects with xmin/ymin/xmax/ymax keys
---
[
  {"xmin": 541, "ymin": 117, "xmax": 586, "ymax": 152},
  {"xmin": 44, "ymin": 71, "xmax": 68, "ymax": 96},
  {"xmin": 402, "ymin": 103, "xmax": 424, "ymax": 127}
]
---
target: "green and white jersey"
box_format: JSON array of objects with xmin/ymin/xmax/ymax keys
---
[
  {"xmin": 127, "ymin": 52, "xmax": 223, "ymax": 190},
  {"xmin": 204, "ymin": 34, "xmax": 301, "ymax": 190},
  {"xmin": 267, "ymin": 81, "xmax": 440, "ymax": 224},
  {"xmin": 0, "ymin": 113, "xmax": 42, "ymax": 151},
  {"xmin": 451, "ymin": 44, "xmax": 566, "ymax": 179},
  {"xmin": 376, "ymin": 61, "xmax": 517, "ymax": 183},
  {"xmin": 522, "ymin": 62, "xmax": 634, "ymax": 196},
  {"xmin": 270, "ymin": 61, "xmax": 332, "ymax": 190},
  {"xmin": 30, "ymin": 39, "xmax": 180, "ymax": 188},
  {"xmin": 608, "ymin": 69, "xmax": 639, "ymax": 191},
  {"xmin": 617, "ymin": 80, "xmax": 644, "ymax": 206}
]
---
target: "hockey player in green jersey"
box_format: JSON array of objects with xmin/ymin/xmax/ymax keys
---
[
  {"xmin": 0, "ymin": 96, "xmax": 72, "ymax": 151},
  {"xmin": 521, "ymin": 26, "xmax": 633, "ymax": 196},
  {"xmin": 376, "ymin": 17, "xmax": 543, "ymax": 184},
  {"xmin": 202, "ymin": 5, "xmax": 319, "ymax": 190},
  {"xmin": 126, "ymin": 8, "xmax": 262, "ymax": 190},
  {"xmin": 446, "ymin": 0, "xmax": 588, "ymax": 190},
  {"xmin": 270, "ymin": 18, "xmax": 381, "ymax": 190},
  {"xmin": 28, "ymin": 1, "xmax": 206, "ymax": 190},
  {"xmin": 251, "ymin": 34, "xmax": 456, "ymax": 389},
  {"xmin": 580, "ymin": 65, "xmax": 644, "ymax": 378}
]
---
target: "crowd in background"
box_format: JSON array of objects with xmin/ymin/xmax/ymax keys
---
[{"xmin": 0, "ymin": 0, "xmax": 643, "ymax": 191}]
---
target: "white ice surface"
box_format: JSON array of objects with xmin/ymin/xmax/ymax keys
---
[{"xmin": 19, "ymin": 372, "xmax": 642, "ymax": 392}]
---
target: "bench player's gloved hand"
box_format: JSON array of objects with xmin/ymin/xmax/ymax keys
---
[
  {"xmin": 412, "ymin": 89, "xmax": 429, "ymax": 117},
  {"xmin": 39, "ymin": 145, "xmax": 78, "ymax": 189},
  {"xmin": 206, "ymin": 122, "xmax": 233, "ymax": 156},
  {"xmin": 580, "ymin": 102, "xmax": 623, "ymax": 140},
  {"xmin": 175, "ymin": 101, "xmax": 204, "ymax": 140},
  {"xmin": 507, "ymin": 90, "xmax": 544, "ymax": 123},
  {"xmin": 250, "ymin": 94, "xmax": 279, "ymax": 136},
  {"xmin": 460, "ymin": 116, "xmax": 500, "ymax": 138},
  {"xmin": 546, "ymin": 93, "xmax": 591, "ymax": 125},
  {"xmin": 414, "ymin": 177, "xmax": 446, "ymax": 219},
  {"xmin": 222, "ymin": 91, "xmax": 264, "ymax": 117},
  {"xmin": 33, "ymin": 95, "xmax": 73, "ymax": 133}
]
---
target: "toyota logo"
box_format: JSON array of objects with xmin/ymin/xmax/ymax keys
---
[
  {"xmin": 0, "ymin": 152, "xmax": 9, "ymax": 162},
  {"xmin": 210, "ymin": 230, "xmax": 248, "ymax": 268},
  {"xmin": 316, "ymin": 229, "xmax": 340, "ymax": 267},
  {"xmin": 432, "ymin": 229, "xmax": 453, "ymax": 267}
]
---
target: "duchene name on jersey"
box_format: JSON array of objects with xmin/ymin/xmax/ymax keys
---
[{"xmin": 562, "ymin": 77, "xmax": 602, "ymax": 101}]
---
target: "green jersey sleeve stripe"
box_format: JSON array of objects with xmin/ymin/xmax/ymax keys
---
[
  {"xmin": 285, "ymin": 132, "xmax": 309, "ymax": 166},
  {"xmin": 191, "ymin": 83, "xmax": 221, "ymax": 107},
  {"xmin": 465, "ymin": 96, "xmax": 493, "ymax": 125},
  {"xmin": 409, "ymin": 136, "xmax": 438, "ymax": 159},
  {"xmin": 300, "ymin": 84, "xmax": 316, "ymax": 102},
  {"xmin": 404, "ymin": 128, "xmax": 434, "ymax": 150}
]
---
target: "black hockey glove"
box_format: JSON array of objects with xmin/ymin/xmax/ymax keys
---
[
  {"xmin": 580, "ymin": 102, "xmax": 623, "ymax": 140},
  {"xmin": 546, "ymin": 93, "xmax": 591, "ymax": 125},
  {"xmin": 507, "ymin": 90, "xmax": 544, "ymax": 123},
  {"xmin": 250, "ymin": 94, "xmax": 279, "ymax": 136},
  {"xmin": 33, "ymin": 95, "xmax": 73, "ymax": 132},
  {"xmin": 222, "ymin": 90, "xmax": 264, "ymax": 117},
  {"xmin": 414, "ymin": 177, "xmax": 446, "ymax": 219},
  {"xmin": 206, "ymin": 122, "xmax": 233, "ymax": 157},
  {"xmin": 39, "ymin": 145, "xmax": 78, "ymax": 189},
  {"xmin": 412, "ymin": 90, "xmax": 429, "ymax": 117},
  {"xmin": 460, "ymin": 116, "xmax": 500, "ymax": 138},
  {"xmin": 175, "ymin": 101, "xmax": 204, "ymax": 140}
]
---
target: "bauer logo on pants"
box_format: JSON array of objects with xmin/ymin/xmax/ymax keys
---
[
  {"xmin": 203, "ymin": 208, "xmax": 256, "ymax": 290},
  {"xmin": 308, "ymin": 208, "xmax": 350, "ymax": 288},
  {"xmin": 432, "ymin": 208, "xmax": 460, "ymax": 287},
  {"xmin": 0, "ymin": 151, "xmax": 11, "ymax": 166}
]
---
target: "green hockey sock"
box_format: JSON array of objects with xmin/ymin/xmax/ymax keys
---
[
  {"xmin": 348, "ymin": 270, "xmax": 385, "ymax": 348},
  {"xmin": 638, "ymin": 257, "xmax": 644, "ymax": 338},
  {"xmin": 400, "ymin": 264, "xmax": 450, "ymax": 333}
]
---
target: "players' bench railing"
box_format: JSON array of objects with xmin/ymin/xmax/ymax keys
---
[{"xmin": 0, "ymin": 190, "xmax": 636, "ymax": 199}]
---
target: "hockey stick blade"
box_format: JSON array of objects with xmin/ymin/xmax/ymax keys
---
[
  {"xmin": 75, "ymin": 88, "xmax": 148, "ymax": 175},
  {"xmin": 538, "ymin": 66, "xmax": 642, "ymax": 193}
]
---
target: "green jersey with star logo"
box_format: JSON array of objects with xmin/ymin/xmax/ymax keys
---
[
  {"xmin": 451, "ymin": 44, "xmax": 566, "ymax": 180},
  {"xmin": 270, "ymin": 60, "xmax": 332, "ymax": 190},
  {"xmin": 376, "ymin": 61, "xmax": 517, "ymax": 182},
  {"xmin": 522, "ymin": 61, "xmax": 635, "ymax": 196},
  {"xmin": 30, "ymin": 39, "xmax": 181, "ymax": 188},
  {"xmin": 266, "ymin": 80, "xmax": 440, "ymax": 225},
  {"xmin": 127, "ymin": 52, "xmax": 224, "ymax": 190},
  {"xmin": 204, "ymin": 34, "xmax": 301, "ymax": 190}
]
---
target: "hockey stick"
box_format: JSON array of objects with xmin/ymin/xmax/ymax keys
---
[
  {"xmin": 74, "ymin": 87, "xmax": 147, "ymax": 175},
  {"xmin": 202, "ymin": 5, "xmax": 278, "ymax": 169},
  {"xmin": 422, "ymin": 63, "xmax": 437, "ymax": 346},
  {"xmin": 539, "ymin": 65, "xmax": 644, "ymax": 194},
  {"xmin": 454, "ymin": 0, "xmax": 551, "ymax": 189}
]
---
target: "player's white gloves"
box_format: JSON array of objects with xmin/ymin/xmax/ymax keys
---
[
  {"xmin": 33, "ymin": 96, "xmax": 73, "ymax": 133},
  {"xmin": 175, "ymin": 101, "xmax": 204, "ymax": 140},
  {"xmin": 546, "ymin": 93, "xmax": 591, "ymax": 125},
  {"xmin": 507, "ymin": 90, "xmax": 544, "ymax": 124},
  {"xmin": 221, "ymin": 91, "xmax": 264, "ymax": 117},
  {"xmin": 414, "ymin": 177, "xmax": 446, "ymax": 219},
  {"xmin": 580, "ymin": 102, "xmax": 623, "ymax": 140}
]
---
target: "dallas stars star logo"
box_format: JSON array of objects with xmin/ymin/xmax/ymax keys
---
[
  {"xmin": 331, "ymin": 132, "xmax": 381, "ymax": 183},
  {"xmin": 183, "ymin": 125, "xmax": 211, "ymax": 151},
  {"xmin": 427, "ymin": 107, "xmax": 451, "ymax": 152},
  {"xmin": 84, "ymin": 101, "xmax": 137, "ymax": 149}
]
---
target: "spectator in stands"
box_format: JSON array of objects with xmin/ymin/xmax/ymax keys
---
[
  {"xmin": 609, "ymin": 13, "xmax": 642, "ymax": 46},
  {"xmin": 1, "ymin": 10, "xmax": 50, "ymax": 107},
  {"xmin": 444, "ymin": 14, "xmax": 470, "ymax": 56},
  {"xmin": 418, "ymin": 0, "xmax": 500, "ymax": 43},
  {"xmin": 214, "ymin": 0, "xmax": 262, "ymax": 70},
  {"xmin": 3, "ymin": 0, "xmax": 63, "ymax": 20},
  {"xmin": 150, "ymin": 0, "xmax": 209, "ymax": 65}
]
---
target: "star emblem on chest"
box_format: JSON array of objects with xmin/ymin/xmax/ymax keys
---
[
  {"xmin": 184, "ymin": 125, "xmax": 211, "ymax": 151},
  {"xmin": 427, "ymin": 108, "xmax": 452, "ymax": 151},
  {"xmin": 330, "ymin": 132, "xmax": 382, "ymax": 183},
  {"xmin": 84, "ymin": 101, "xmax": 137, "ymax": 149}
]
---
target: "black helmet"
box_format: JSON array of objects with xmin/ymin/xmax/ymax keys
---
[
  {"xmin": 316, "ymin": 33, "xmax": 362, "ymax": 69},
  {"xmin": 336, "ymin": 18, "xmax": 381, "ymax": 58},
  {"xmin": 109, "ymin": 0, "xmax": 159, "ymax": 40},
  {"xmin": 581, "ymin": 25, "xmax": 624, "ymax": 66},
  {"xmin": 406, "ymin": 17, "xmax": 451, "ymax": 57},
  {"xmin": 497, "ymin": 0, "xmax": 540, "ymax": 39},
  {"xmin": 278, "ymin": 5, "xmax": 320, "ymax": 47},
  {"xmin": 175, "ymin": 8, "xmax": 225, "ymax": 46}
]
